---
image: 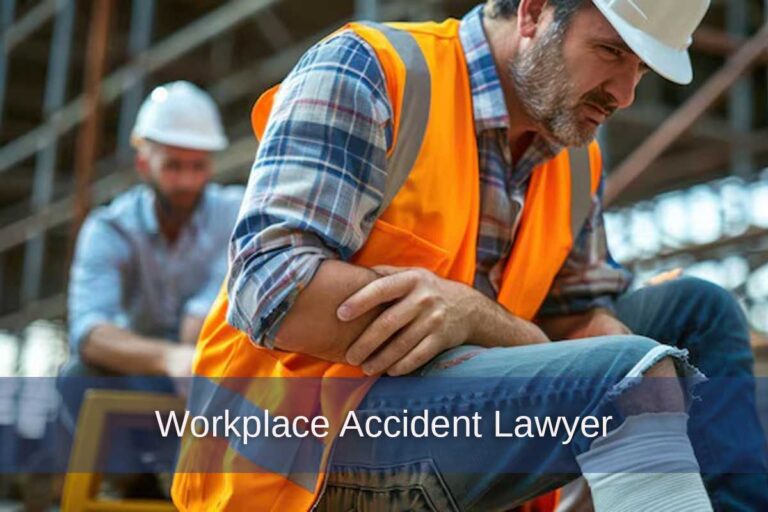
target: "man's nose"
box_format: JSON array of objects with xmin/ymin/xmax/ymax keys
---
[
  {"xmin": 604, "ymin": 68, "xmax": 642, "ymax": 110},
  {"xmin": 178, "ymin": 168, "xmax": 200, "ymax": 188}
]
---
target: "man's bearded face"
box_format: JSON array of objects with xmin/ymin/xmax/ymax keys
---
[
  {"xmin": 509, "ymin": 22, "xmax": 618, "ymax": 147},
  {"xmin": 140, "ymin": 142, "xmax": 213, "ymax": 220}
]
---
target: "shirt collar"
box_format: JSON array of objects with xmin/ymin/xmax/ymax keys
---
[
  {"xmin": 139, "ymin": 184, "xmax": 208, "ymax": 236},
  {"xmin": 459, "ymin": 5, "xmax": 561, "ymax": 162},
  {"xmin": 459, "ymin": 5, "xmax": 510, "ymax": 134},
  {"xmin": 140, "ymin": 185, "xmax": 160, "ymax": 235}
]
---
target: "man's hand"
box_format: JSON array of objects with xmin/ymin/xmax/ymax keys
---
[
  {"xmin": 338, "ymin": 266, "xmax": 482, "ymax": 376},
  {"xmin": 538, "ymin": 308, "xmax": 631, "ymax": 341},
  {"xmin": 338, "ymin": 265, "xmax": 550, "ymax": 376},
  {"xmin": 163, "ymin": 344, "xmax": 196, "ymax": 398},
  {"xmin": 163, "ymin": 344, "xmax": 196, "ymax": 378}
]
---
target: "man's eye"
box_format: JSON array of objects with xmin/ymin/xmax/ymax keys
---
[{"xmin": 602, "ymin": 45, "xmax": 623, "ymax": 58}]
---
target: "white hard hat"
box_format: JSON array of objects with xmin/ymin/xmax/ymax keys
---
[
  {"xmin": 132, "ymin": 81, "xmax": 229, "ymax": 151},
  {"xmin": 592, "ymin": 0, "xmax": 710, "ymax": 85}
]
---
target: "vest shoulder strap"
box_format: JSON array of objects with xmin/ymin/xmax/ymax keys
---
[
  {"xmin": 358, "ymin": 22, "xmax": 431, "ymax": 214},
  {"xmin": 567, "ymin": 144, "xmax": 595, "ymax": 237}
]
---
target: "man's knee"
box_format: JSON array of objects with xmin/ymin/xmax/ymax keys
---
[
  {"xmin": 666, "ymin": 277, "xmax": 744, "ymax": 321},
  {"xmin": 602, "ymin": 337, "xmax": 687, "ymax": 414},
  {"xmin": 617, "ymin": 355, "xmax": 686, "ymax": 415},
  {"xmin": 667, "ymin": 278, "xmax": 751, "ymax": 361},
  {"xmin": 644, "ymin": 356, "xmax": 677, "ymax": 378},
  {"xmin": 605, "ymin": 334, "xmax": 663, "ymax": 368}
]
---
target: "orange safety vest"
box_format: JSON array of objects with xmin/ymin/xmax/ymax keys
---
[{"xmin": 172, "ymin": 19, "xmax": 601, "ymax": 512}]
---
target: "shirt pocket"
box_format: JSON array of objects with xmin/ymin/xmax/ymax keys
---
[{"xmin": 352, "ymin": 219, "xmax": 450, "ymax": 274}]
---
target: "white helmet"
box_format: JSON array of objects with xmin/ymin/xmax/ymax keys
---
[
  {"xmin": 132, "ymin": 81, "xmax": 229, "ymax": 151},
  {"xmin": 592, "ymin": 0, "xmax": 710, "ymax": 85}
]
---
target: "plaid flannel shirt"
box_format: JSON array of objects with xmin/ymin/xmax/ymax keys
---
[{"xmin": 227, "ymin": 5, "xmax": 632, "ymax": 347}]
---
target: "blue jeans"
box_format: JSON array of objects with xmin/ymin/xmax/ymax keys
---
[{"xmin": 319, "ymin": 278, "xmax": 768, "ymax": 511}]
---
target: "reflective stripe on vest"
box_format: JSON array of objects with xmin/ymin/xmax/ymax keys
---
[
  {"xmin": 360, "ymin": 22, "xmax": 431, "ymax": 213},
  {"xmin": 188, "ymin": 377, "xmax": 323, "ymax": 492},
  {"xmin": 567, "ymin": 145, "xmax": 594, "ymax": 237}
]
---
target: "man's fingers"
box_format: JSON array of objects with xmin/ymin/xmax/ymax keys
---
[
  {"xmin": 345, "ymin": 296, "xmax": 421, "ymax": 366},
  {"xmin": 386, "ymin": 334, "xmax": 442, "ymax": 377},
  {"xmin": 646, "ymin": 268, "xmax": 683, "ymax": 286},
  {"xmin": 359, "ymin": 315, "xmax": 432, "ymax": 375},
  {"xmin": 371, "ymin": 265, "xmax": 409, "ymax": 276},
  {"xmin": 338, "ymin": 272, "xmax": 414, "ymax": 321}
]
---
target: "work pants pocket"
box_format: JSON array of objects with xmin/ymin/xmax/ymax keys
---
[{"xmin": 316, "ymin": 458, "xmax": 460, "ymax": 512}]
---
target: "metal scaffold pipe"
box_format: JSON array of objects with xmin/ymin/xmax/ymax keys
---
[
  {"xmin": 606, "ymin": 21, "xmax": 768, "ymax": 206},
  {"xmin": 0, "ymin": 0, "xmax": 280, "ymax": 176}
]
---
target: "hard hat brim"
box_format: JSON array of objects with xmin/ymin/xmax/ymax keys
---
[
  {"xmin": 136, "ymin": 127, "xmax": 229, "ymax": 152},
  {"xmin": 594, "ymin": 1, "xmax": 694, "ymax": 85}
]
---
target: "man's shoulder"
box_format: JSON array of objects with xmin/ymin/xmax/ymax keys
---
[
  {"xmin": 201, "ymin": 183, "xmax": 245, "ymax": 229},
  {"xmin": 83, "ymin": 185, "xmax": 147, "ymax": 234},
  {"xmin": 204, "ymin": 183, "xmax": 245, "ymax": 211},
  {"xmin": 290, "ymin": 29, "xmax": 385, "ymax": 89},
  {"xmin": 308, "ymin": 29, "xmax": 377, "ymax": 61}
]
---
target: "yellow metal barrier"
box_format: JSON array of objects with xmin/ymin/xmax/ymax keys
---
[{"xmin": 61, "ymin": 389, "xmax": 185, "ymax": 512}]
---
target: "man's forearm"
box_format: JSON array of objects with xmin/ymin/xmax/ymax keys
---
[
  {"xmin": 81, "ymin": 324, "xmax": 176, "ymax": 375},
  {"xmin": 272, "ymin": 259, "xmax": 385, "ymax": 362},
  {"xmin": 468, "ymin": 291, "xmax": 550, "ymax": 348},
  {"xmin": 274, "ymin": 261, "xmax": 549, "ymax": 362},
  {"xmin": 180, "ymin": 315, "xmax": 206, "ymax": 345}
]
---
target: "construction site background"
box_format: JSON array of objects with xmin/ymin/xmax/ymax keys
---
[{"xmin": 0, "ymin": 0, "xmax": 767, "ymax": 508}]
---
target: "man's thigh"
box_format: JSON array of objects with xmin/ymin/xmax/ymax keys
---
[{"xmin": 322, "ymin": 336, "xmax": 687, "ymax": 511}]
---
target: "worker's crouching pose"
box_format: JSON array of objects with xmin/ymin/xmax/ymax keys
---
[
  {"xmin": 172, "ymin": 1, "xmax": 768, "ymax": 511},
  {"xmin": 60, "ymin": 82, "xmax": 244, "ymax": 482}
]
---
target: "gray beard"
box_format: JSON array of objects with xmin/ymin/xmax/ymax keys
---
[
  {"xmin": 508, "ymin": 26, "xmax": 596, "ymax": 148},
  {"xmin": 148, "ymin": 181, "xmax": 202, "ymax": 225}
]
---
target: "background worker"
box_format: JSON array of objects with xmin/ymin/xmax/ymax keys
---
[
  {"xmin": 61, "ymin": 80, "xmax": 243, "ymax": 435},
  {"xmin": 175, "ymin": 0, "xmax": 766, "ymax": 510}
]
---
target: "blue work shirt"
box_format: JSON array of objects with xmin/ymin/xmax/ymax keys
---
[{"xmin": 65, "ymin": 183, "xmax": 244, "ymax": 371}]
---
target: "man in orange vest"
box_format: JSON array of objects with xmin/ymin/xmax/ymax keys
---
[{"xmin": 173, "ymin": 1, "xmax": 767, "ymax": 510}]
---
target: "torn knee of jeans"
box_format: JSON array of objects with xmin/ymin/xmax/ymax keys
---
[{"xmin": 608, "ymin": 346, "xmax": 707, "ymax": 417}]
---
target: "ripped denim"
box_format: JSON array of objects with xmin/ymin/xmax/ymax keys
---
[{"xmin": 318, "ymin": 335, "xmax": 699, "ymax": 511}]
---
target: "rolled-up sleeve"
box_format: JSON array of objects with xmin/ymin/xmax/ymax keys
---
[
  {"xmin": 67, "ymin": 215, "xmax": 131, "ymax": 353},
  {"xmin": 226, "ymin": 32, "xmax": 392, "ymax": 347},
  {"xmin": 538, "ymin": 172, "xmax": 634, "ymax": 317}
]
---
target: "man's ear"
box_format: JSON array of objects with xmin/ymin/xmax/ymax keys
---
[
  {"xmin": 518, "ymin": 0, "xmax": 548, "ymax": 39},
  {"xmin": 135, "ymin": 151, "xmax": 150, "ymax": 181}
]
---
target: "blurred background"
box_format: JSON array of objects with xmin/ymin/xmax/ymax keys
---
[{"xmin": 0, "ymin": 0, "xmax": 766, "ymax": 508}]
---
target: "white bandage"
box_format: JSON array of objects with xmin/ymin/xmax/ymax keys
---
[{"xmin": 576, "ymin": 413, "xmax": 712, "ymax": 512}]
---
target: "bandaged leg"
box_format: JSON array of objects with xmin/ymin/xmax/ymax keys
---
[{"xmin": 576, "ymin": 355, "xmax": 711, "ymax": 512}]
